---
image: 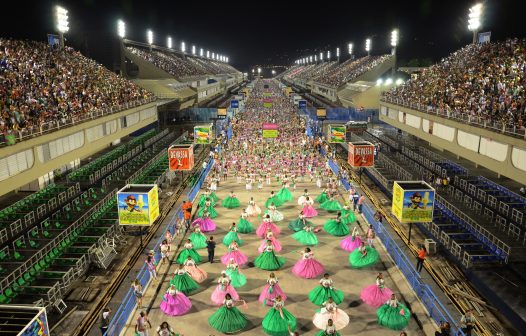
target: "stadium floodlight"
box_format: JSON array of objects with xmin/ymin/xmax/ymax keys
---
[
  {"xmin": 181, "ymin": 41, "xmax": 186, "ymax": 53},
  {"xmin": 327, "ymin": 50, "xmax": 330, "ymax": 60},
  {"xmin": 314, "ymin": 55, "xmax": 317, "ymax": 62},
  {"xmin": 391, "ymin": 29, "xmax": 399, "ymax": 47},
  {"xmin": 272, "ymin": 70, "xmax": 276, "ymax": 75},
  {"xmin": 192, "ymin": 45, "xmax": 196, "ymax": 55},
  {"xmin": 468, "ymin": 3, "xmax": 483, "ymax": 43},
  {"xmin": 206, "ymin": 50, "xmax": 210, "ymax": 58},
  {"xmin": 310, "ymin": 56, "xmax": 313, "ymax": 63},
  {"xmin": 395, "ymin": 78, "xmax": 404, "ymax": 85},
  {"xmin": 167, "ymin": 36, "xmax": 172, "ymax": 49},
  {"xmin": 376, "ymin": 78, "xmax": 383, "ymax": 86},
  {"xmin": 320, "ymin": 52, "xmax": 323, "ymax": 61},
  {"xmin": 147, "ymin": 30, "xmax": 153, "ymax": 45},
  {"xmin": 117, "ymin": 20, "xmax": 125, "ymax": 39},
  {"xmin": 200, "ymin": 48, "xmax": 204, "ymax": 57},
  {"xmin": 385, "ymin": 78, "xmax": 393, "ymax": 85},
  {"xmin": 226, "ymin": 57, "xmax": 229, "ymax": 63},
  {"xmin": 365, "ymin": 38, "xmax": 371, "ymax": 56},
  {"xmin": 258, "ymin": 67, "xmax": 261, "ymax": 74},
  {"xmin": 336, "ymin": 47, "xmax": 340, "ymax": 57},
  {"xmin": 212, "ymin": 52, "xmax": 215, "ymax": 59},
  {"xmin": 348, "ymin": 43, "xmax": 353, "ymax": 55},
  {"xmin": 252, "ymin": 68, "xmax": 255, "ymax": 73},
  {"xmin": 55, "ymin": 6, "xmax": 69, "ymax": 33}
]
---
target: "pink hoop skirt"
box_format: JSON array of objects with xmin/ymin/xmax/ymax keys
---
[
  {"xmin": 302, "ymin": 204, "xmax": 318, "ymax": 218},
  {"xmin": 258, "ymin": 283, "xmax": 288, "ymax": 306},
  {"xmin": 184, "ymin": 265, "xmax": 208, "ymax": 283},
  {"xmin": 256, "ymin": 222, "xmax": 281, "ymax": 238},
  {"xmin": 291, "ymin": 258, "xmax": 325, "ymax": 279},
  {"xmin": 210, "ymin": 284, "xmax": 239, "ymax": 305},
  {"xmin": 340, "ymin": 235, "xmax": 363, "ymax": 252},
  {"xmin": 220, "ymin": 250, "xmax": 249, "ymax": 267},
  {"xmin": 160, "ymin": 292, "xmax": 192, "ymax": 316},
  {"xmin": 360, "ymin": 284, "xmax": 393, "ymax": 308},
  {"xmin": 258, "ymin": 237, "xmax": 282, "ymax": 252},
  {"xmin": 192, "ymin": 218, "xmax": 217, "ymax": 232}
]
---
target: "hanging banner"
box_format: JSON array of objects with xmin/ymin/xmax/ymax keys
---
[
  {"xmin": 263, "ymin": 123, "xmax": 278, "ymax": 138},
  {"xmin": 217, "ymin": 108, "xmax": 227, "ymax": 116},
  {"xmin": 328, "ymin": 124, "xmax": 346, "ymax": 143},
  {"xmin": 348, "ymin": 141, "xmax": 375, "ymax": 167},
  {"xmin": 194, "ymin": 124, "xmax": 213, "ymax": 144},
  {"xmin": 392, "ymin": 181, "xmax": 435, "ymax": 223},
  {"xmin": 17, "ymin": 307, "xmax": 49, "ymax": 336},
  {"xmin": 117, "ymin": 184, "xmax": 160, "ymax": 226},
  {"xmin": 168, "ymin": 144, "xmax": 195, "ymax": 171},
  {"xmin": 299, "ymin": 100, "xmax": 307, "ymax": 109},
  {"xmin": 231, "ymin": 100, "xmax": 239, "ymax": 108},
  {"xmin": 316, "ymin": 108, "xmax": 327, "ymax": 118}
]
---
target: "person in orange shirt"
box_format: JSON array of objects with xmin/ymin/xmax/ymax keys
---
[
  {"xmin": 182, "ymin": 200, "xmax": 193, "ymax": 229},
  {"xmin": 416, "ymin": 245, "xmax": 427, "ymax": 273}
]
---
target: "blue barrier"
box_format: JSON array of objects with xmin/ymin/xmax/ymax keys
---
[
  {"xmin": 105, "ymin": 158, "xmax": 215, "ymax": 336},
  {"xmin": 322, "ymin": 150, "xmax": 465, "ymax": 335}
]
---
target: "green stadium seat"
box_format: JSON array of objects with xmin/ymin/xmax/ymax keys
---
[
  {"xmin": 5, "ymin": 287, "xmax": 16, "ymax": 298},
  {"xmin": 14, "ymin": 252, "xmax": 24, "ymax": 261},
  {"xmin": 29, "ymin": 240, "xmax": 39, "ymax": 248},
  {"xmin": 0, "ymin": 293, "xmax": 10, "ymax": 304},
  {"xmin": 43, "ymin": 231, "xmax": 51, "ymax": 238},
  {"xmin": 0, "ymin": 251, "xmax": 7, "ymax": 261}
]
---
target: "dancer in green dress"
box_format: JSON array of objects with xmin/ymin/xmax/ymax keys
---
[
  {"xmin": 208, "ymin": 293, "xmax": 248, "ymax": 334},
  {"xmin": 309, "ymin": 273, "xmax": 345, "ymax": 305},
  {"xmin": 262, "ymin": 295, "xmax": 297, "ymax": 336},
  {"xmin": 189, "ymin": 225, "xmax": 207, "ymax": 249},
  {"xmin": 377, "ymin": 294, "xmax": 411, "ymax": 330},
  {"xmin": 225, "ymin": 258, "xmax": 247, "ymax": 288},
  {"xmin": 323, "ymin": 212, "xmax": 350, "ymax": 237},
  {"xmin": 292, "ymin": 223, "xmax": 319, "ymax": 246},
  {"xmin": 198, "ymin": 190, "xmax": 215, "ymax": 207},
  {"xmin": 349, "ymin": 242, "xmax": 379, "ymax": 268},
  {"xmin": 320, "ymin": 195, "xmax": 343, "ymax": 212},
  {"xmin": 176, "ymin": 239, "xmax": 202, "ymax": 264},
  {"xmin": 288, "ymin": 211, "xmax": 313, "ymax": 232},
  {"xmin": 266, "ymin": 191, "xmax": 284, "ymax": 208},
  {"xmin": 222, "ymin": 191, "xmax": 241, "ymax": 209},
  {"xmin": 197, "ymin": 198, "xmax": 218, "ymax": 218},
  {"xmin": 223, "ymin": 223, "xmax": 243, "ymax": 246},
  {"xmin": 237, "ymin": 210, "xmax": 254, "ymax": 233},
  {"xmin": 169, "ymin": 264, "xmax": 199, "ymax": 294},
  {"xmin": 340, "ymin": 205, "xmax": 356, "ymax": 225},
  {"xmin": 276, "ymin": 182, "xmax": 293, "ymax": 203},
  {"xmin": 255, "ymin": 240, "xmax": 285, "ymax": 271},
  {"xmin": 315, "ymin": 189, "xmax": 329, "ymax": 204}
]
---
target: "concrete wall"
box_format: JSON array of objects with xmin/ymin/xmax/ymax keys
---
[
  {"xmin": 379, "ymin": 102, "xmax": 526, "ymax": 185},
  {"xmin": 0, "ymin": 103, "xmax": 159, "ymax": 196}
]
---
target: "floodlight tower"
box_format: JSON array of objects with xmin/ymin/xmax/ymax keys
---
[
  {"xmin": 390, "ymin": 29, "xmax": 399, "ymax": 76},
  {"xmin": 117, "ymin": 20, "xmax": 126, "ymax": 76},
  {"xmin": 147, "ymin": 29, "xmax": 153, "ymax": 51},
  {"xmin": 200, "ymin": 48, "xmax": 204, "ymax": 57},
  {"xmin": 167, "ymin": 36, "xmax": 172, "ymax": 49},
  {"xmin": 468, "ymin": 3, "xmax": 483, "ymax": 44},
  {"xmin": 55, "ymin": 6, "xmax": 69, "ymax": 49},
  {"xmin": 365, "ymin": 38, "xmax": 371, "ymax": 56},
  {"xmin": 320, "ymin": 52, "xmax": 323, "ymax": 63},
  {"xmin": 336, "ymin": 47, "xmax": 340, "ymax": 63},
  {"xmin": 348, "ymin": 43, "xmax": 353, "ymax": 60},
  {"xmin": 192, "ymin": 45, "xmax": 196, "ymax": 55}
]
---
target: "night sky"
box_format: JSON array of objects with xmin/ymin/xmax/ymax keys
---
[{"xmin": 1, "ymin": 0, "xmax": 525, "ymax": 72}]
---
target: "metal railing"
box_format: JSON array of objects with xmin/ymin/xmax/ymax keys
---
[
  {"xmin": 0, "ymin": 97, "xmax": 157, "ymax": 147},
  {"xmin": 381, "ymin": 95, "xmax": 526, "ymax": 139}
]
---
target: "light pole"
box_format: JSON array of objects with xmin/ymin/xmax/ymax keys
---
[
  {"xmin": 192, "ymin": 45, "xmax": 196, "ymax": 55},
  {"xmin": 336, "ymin": 47, "xmax": 340, "ymax": 63},
  {"xmin": 468, "ymin": 3, "xmax": 483, "ymax": 44},
  {"xmin": 117, "ymin": 20, "xmax": 125, "ymax": 75},
  {"xmin": 348, "ymin": 43, "xmax": 353, "ymax": 60},
  {"xmin": 200, "ymin": 48, "xmax": 204, "ymax": 57},
  {"xmin": 390, "ymin": 29, "xmax": 398, "ymax": 76},
  {"xmin": 147, "ymin": 29, "xmax": 153, "ymax": 51},
  {"xmin": 167, "ymin": 36, "xmax": 172, "ymax": 49},
  {"xmin": 320, "ymin": 52, "xmax": 323, "ymax": 63},
  {"xmin": 365, "ymin": 38, "xmax": 371, "ymax": 56},
  {"xmin": 258, "ymin": 67, "xmax": 262, "ymax": 77},
  {"xmin": 55, "ymin": 6, "xmax": 69, "ymax": 49}
]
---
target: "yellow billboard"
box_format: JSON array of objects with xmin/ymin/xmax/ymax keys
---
[
  {"xmin": 392, "ymin": 181, "xmax": 435, "ymax": 223},
  {"xmin": 117, "ymin": 184, "xmax": 160, "ymax": 226}
]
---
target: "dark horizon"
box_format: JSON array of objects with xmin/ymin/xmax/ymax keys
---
[{"xmin": 1, "ymin": 0, "xmax": 525, "ymax": 73}]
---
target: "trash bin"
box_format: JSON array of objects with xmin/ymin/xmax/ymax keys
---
[{"xmin": 424, "ymin": 238, "xmax": 437, "ymax": 255}]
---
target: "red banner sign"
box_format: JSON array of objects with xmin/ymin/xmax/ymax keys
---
[
  {"xmin": 348, "ymin": 142, "xmax": 375, "ymax": 167},
  {"xmin": 169, "ymin": 145, "xmax": 194, "ymax": 171}
]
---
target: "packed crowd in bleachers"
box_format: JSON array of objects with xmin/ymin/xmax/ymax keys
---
[
  {"xmin": 127, "ymin": 46, "xmax": 239, "ymax": 79},
  {"xmin": 315, "ymin": 55, "xmax": 393, "ymax": 87},
  {"xmin": 382, "ymin": 39, "xmax": 526, "ymax": 131},
  {"xmin": 0, "ymin": 39, "xmax": 154, "ymax": 139}
]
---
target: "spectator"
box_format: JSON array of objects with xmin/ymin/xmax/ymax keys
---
[
  {"xmin": 100, "ymin": 308, "xmax": 111, "ymax": 335},
  {"xmin": 145, "ymin": 254, "xmax": 157, "ymax": 280},
  {"xmin": 357, "ymin": 194, "xmax": 366, "ymax": 213},
  {"xmin": 182, "ymin": 200, "xmax": 193, "ymax": 229},
  {"xmin": 460, "ymin": 309, "xmax": 475, "ymax": 336},
  {"xmin": 135, "ymin": 311, "xmax": 152, "ymax": 336},
  {"xmin": 435, "ymin": 321, "xmax": 451, "ymax": 336},
  {"xmin": 131, "ymin": 279, "xmax": 143, "ymax": 308},
  {"xmin": 366, "ymin": 225, "xmax": 375, "ymax": 247},
  {"xmin": 416, "ymin": 245, "xmax": 427, "ymax": 273}
]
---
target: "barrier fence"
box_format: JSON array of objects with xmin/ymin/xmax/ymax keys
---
[{"xmin": 104, "ymin": 158, "xmax": 215, "ymax": 336}]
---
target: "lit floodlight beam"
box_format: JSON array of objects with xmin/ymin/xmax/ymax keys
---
[
  {"xmin": 212, "ymin": 52, "xmax": 215, "ymax": 59},
  {"xmin": 167, "ymin": 36, "xmax": 172, "ymax": 49},
  {"xmin": 199, "ymin": 48, "xmax": 204, "ymax": 57},
  {"xmin": 147, "ymin": 29, "xmax": 153, "ymax": 45},
  {"xmin": 206, "ymin": 50, "xmax": 210, "ymax": 58},
  {"xmin": 192, "ymin": 45, "xmax": 196, "ymax": 55},
  {"xmin": 226, "ymin": 57, "xmax": 229, "ymax": 63},
  {"xmin": 348, "ymin": 43, "xmax": 353, "ymax": 55},
  {"xmin": 468, "ymin": 3, "xmax": 483, "ymax": 43},
  {"xmin": 258, "ymin": 67, "xmax": 261, "ymax": 74},
  {"xmin": 327, "ymin": 50, "xmax": 330, "ymax": 60},
  {"xmin": 181, "ymin": 41, "xmax": 186, "ymax": 53},
  {"xmin": 391, "ymin": 29, "xmax": 399, "ymax": 47},
  {"xmin": 310, "ymin": 55, "xmax": 313, "ymax": 63},
  {"xmin": 320, "ymin": 52, "xmax": 323, "ymax": 61},
  {"xmin": 314, "ymin": 54, "xmax": 317, "ymax": 62},
  {"xmin": 365, "ymin": 38, "xmax": 371, "ymax": 56},
  {"xmin": 117, "ymin": 20, "xmax": 125, "ymax": 39},
  {"xmin": 55, "ymin": 6, "xmax": 69, "ymax": 33},
  {"xmin": 336, "ymin": 47, "xmax": 340, "ymax": 57}
]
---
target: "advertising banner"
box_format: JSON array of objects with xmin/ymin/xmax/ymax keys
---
[
  {"xmin": 263, "ymin": 102, "xmax": 273, "ymax": 108},
  {"xmin": 348, "ymin": 141, "xmax": 375, "ymax": 167},
  {"xmin": 117, "ymin": 185, "xmax": 160, "ymax": 225},
  {"xmin": 392, "ymin": 181, "xmax": 435, "ymax": 223},
  {"xmin": 194, "ymin": 125, "xmax": 213, "ymax": 144},
  {"xmin": 217, "ymin": 108, "xmax": 227, "ymax": 116},
  {"xmin": 263, "ymin": 123, "xmax": 278, "ymax": 138},
  {"xmin": 328, "ymin": 124, "xmax": 346, "ymax": 143},
  {"xmin": 168, "ymin": 144, "xmax": 194, "ymax": 171},
  {"xmin": 19, "ymin": 308, "xmax": 49, "ymax": 336},
  {"xmin": 231, "ymin": 100, "xmax": 239, "ymax": 108},
  {"xmin": 316, "ymin": 108, "xmax": 327, "ymax": 118},
  {"xmin": 298, "ymin": 100, "xmax": 307, "ymax": 109}
]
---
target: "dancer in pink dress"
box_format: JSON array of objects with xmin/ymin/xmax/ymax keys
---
[
  {"xmin": 246, "ymin": 197, "xmax": 262, "ymax": 217},
  {"xmin": 291, "ymin": 247, "xmax": 325, "ymax": 279},
  {"xmin": 360, "ymin": 273, "xmax": 393, "ymax": 308},
  {"xmin": 258, "ymin": 272, "xmax": 288, "ymax": 306},
  {"xmin": 192, "ymin": 210, "xmax": 216, "ymax": 232},
  {"xmin": 211, "ymin": 271, "xmax": 239, "ymax": 305},
  {"xmin": 159, "ymin": 285, "xmax": 192, "ymax": 316},
  {"xmin": 256, "ymin": 214, "xmax": 281, "ymax": 238},
  {"xmin": 258, "ymin": 229, "xmax": 282, "ymax": 252},
  {"xmin": 302, "ymin": 196, "xmax": 318, "ymax": 218},
  {"xmin": 340, "ymin": 226, "xmax": 363, "ymax": 252},
  {"xmin": 183, "ymin": 256, "xmax": 208, "ymax": 283},
  {"xmin": 221, "ymin": 241, "xmax": 249, "ymax": 267}
]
